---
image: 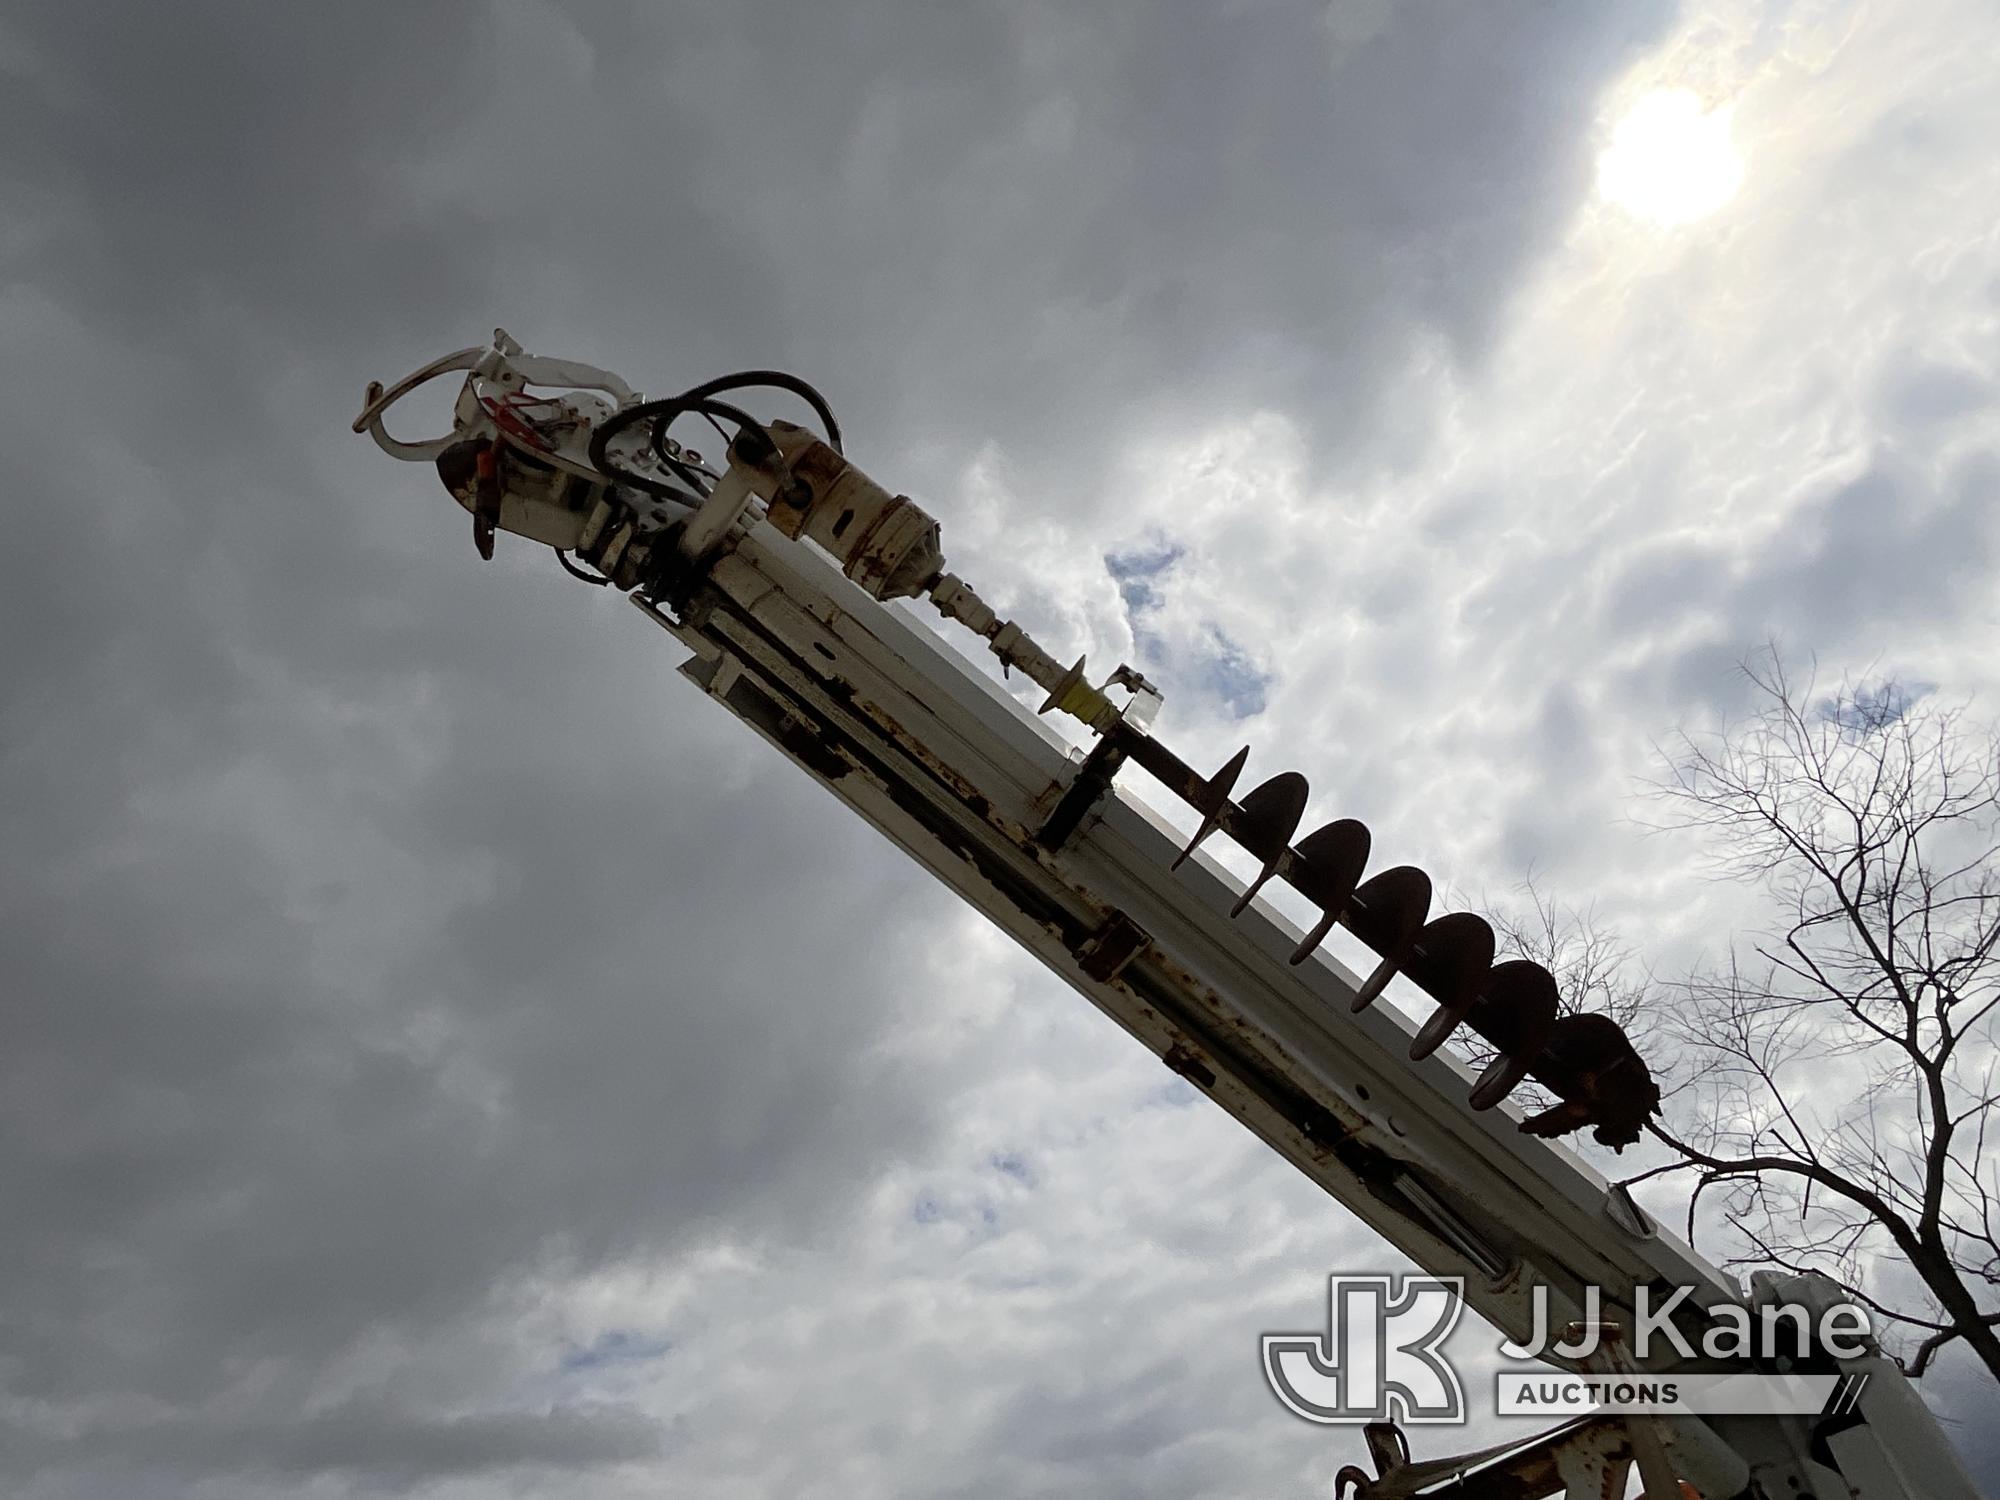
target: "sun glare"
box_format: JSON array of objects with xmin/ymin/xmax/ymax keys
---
[{"xmin": 1597, "ymin": 88, "xmax": 1743, "ymax": 227}]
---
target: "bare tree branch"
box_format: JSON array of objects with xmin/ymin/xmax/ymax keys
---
[{"xmin": 1627, "ymin": 649, "xmax": 2000, "ymax": 1382}]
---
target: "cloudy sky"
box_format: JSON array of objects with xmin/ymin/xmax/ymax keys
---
[{"xmin": 4, "ymin": 0, "xmax": 1998, "ymax": 1495}]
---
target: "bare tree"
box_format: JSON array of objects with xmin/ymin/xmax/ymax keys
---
[{"xmin": 1629, "ymin": 650, "xmax": 2000, "ymax": 1382}]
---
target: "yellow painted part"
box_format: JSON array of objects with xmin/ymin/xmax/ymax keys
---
[{"xmin": 1058, "ymin": 682, "xmax": 1109, "ymax": 721}]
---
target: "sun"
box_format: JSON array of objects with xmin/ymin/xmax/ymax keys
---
[{"xmin": 1597, "ymin": 88, "xmax": 1743, "ymax": 227}]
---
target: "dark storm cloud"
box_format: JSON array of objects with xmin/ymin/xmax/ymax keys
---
[
  {"xmin": 10, "ymin": 1396, "xmax": 663, "ymax": 1491},
  {"xmin": 0, "ymin": 315, "xmax": 942, "ymax": 1476},
  {"xmin": 559, "ymin": 0, "xmax": 1682, "ymax": 506},
  {"xmin": 2, "ymin": 1, "xmax": 1684, "ymax": 1493}
]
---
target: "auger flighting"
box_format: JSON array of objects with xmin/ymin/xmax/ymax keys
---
[{"xmin": 355, "ymin": 333, "xmax": 1978, "ymax": 1500}]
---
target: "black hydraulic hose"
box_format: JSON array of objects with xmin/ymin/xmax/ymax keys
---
[
  {"xmin": 587, "ymin": 396, "xmax": 735, "ymax": 498},
  {"xmin": 586, "ymin": 369, "xmax": 841, "ymax": 500},
  {"xmin": 669, "ymin": 369, "xmax": 843, "ymax": 453},
  {"xmin": 589, "ymin": 393, "xmax": 783, "ymax": 493}
]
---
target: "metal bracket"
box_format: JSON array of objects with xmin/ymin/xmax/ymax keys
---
[{"xmin": 1073, "ymin": 910, "xmax": 1150, "ymax": 983}]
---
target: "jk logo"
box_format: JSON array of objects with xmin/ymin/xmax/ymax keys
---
[{"xmin": 1262, "ymin": 1274, "xmax": 1466, "ymax": 1424}]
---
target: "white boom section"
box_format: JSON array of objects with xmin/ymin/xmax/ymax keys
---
[
  {"xmin": 624, "ymin": 529, "xmax": 1824, "ymax": 1499},
  {"xmin": 357, "ymin": 336, "xmax": 1983, "ymax": 1500},
  {"xmin": 657, "ymin": 528, "xmax": 1725, "ymax": 1341}
]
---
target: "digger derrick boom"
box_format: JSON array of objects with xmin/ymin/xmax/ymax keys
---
[{"xmin": 355, "ymin": 333, "xmax": 1982, "ymax": 1500}]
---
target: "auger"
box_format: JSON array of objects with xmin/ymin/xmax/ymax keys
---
[{"xmin": 355, "ymin": 332, "xmax": 1981, "ymax": 1500}]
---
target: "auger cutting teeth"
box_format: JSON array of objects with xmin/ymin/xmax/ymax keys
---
[
  {"xmin": 1403, "ymin": 912, "xmax": 1497, "ymax": 1060},
  {"xmin": 1225, "ymin": 773, "xmax": 1311, "ymax": 916},
  {"xmin": 1464, "ymin": 959, "xmax": 1560, "ymax": 1111},
  {"xmin": 1516, "ymin": 1010, "xmax": 1659, "ymax": 1148},
  {"xmin": 1284, "ymin": 819, "xmax": 1371, "ymax": 963},
  {"xmin": 1169, "ymin": 745, "xmax": 1251, "ymax": 870},
  {"xmin": 1345, "ymin": 866, "xmax": 1432, "ymax": 1013}
]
